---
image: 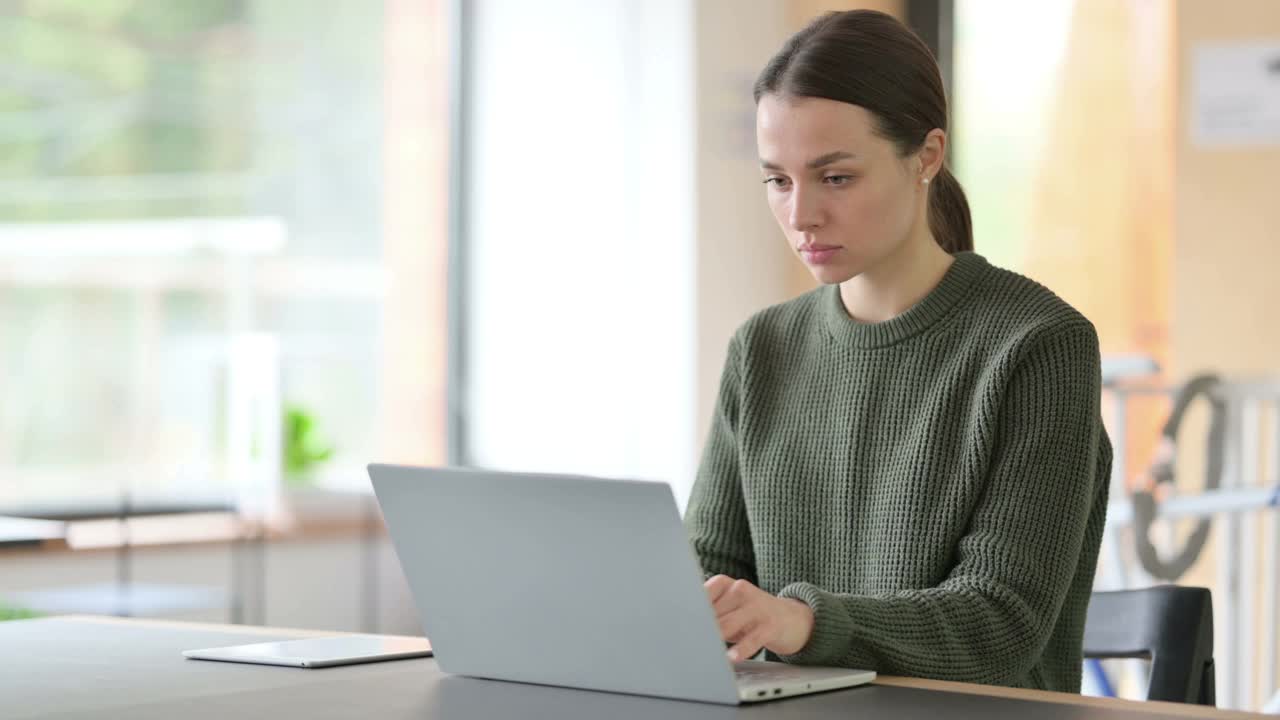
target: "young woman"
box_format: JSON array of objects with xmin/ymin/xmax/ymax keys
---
[{"xmin": 685, "ymin": 10, "xmax": 1112, "ymax": 693}]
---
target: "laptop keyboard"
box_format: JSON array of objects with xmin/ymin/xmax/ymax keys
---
[{"xmin": 734, "ymin": 666, "xmax": 795, "ymax": 683}]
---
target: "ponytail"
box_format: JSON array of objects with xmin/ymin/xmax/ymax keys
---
[{"xmin": 928, "ymin": 165, "xmax": 973, "ymax": 253}]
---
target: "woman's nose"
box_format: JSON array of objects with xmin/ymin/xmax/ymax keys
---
[{"xmin": 788, "ymin": 187, "xmax": 823, "ymax": 232}]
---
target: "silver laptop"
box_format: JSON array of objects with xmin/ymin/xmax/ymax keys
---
[{"xmin": 368, "ymin": 464, "xmax": 875, "ymax": 705}]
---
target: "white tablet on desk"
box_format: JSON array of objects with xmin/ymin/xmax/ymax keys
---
[{"xmin": 183, "ymin": 634, "xmax": 433, "ymax": 668}]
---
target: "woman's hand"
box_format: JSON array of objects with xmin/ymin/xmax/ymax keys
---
[{"xmin": 704, "ymin": 575, "xmax": 815, "ymax": 661}]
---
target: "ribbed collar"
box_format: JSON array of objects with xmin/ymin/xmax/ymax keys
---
[{"xmin": 821, "ymin": 251, "xmax": 990, "ymax": 349}]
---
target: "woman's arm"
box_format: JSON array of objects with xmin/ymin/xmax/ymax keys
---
[
  {"xmin": 685, "ymin": 335, "xmax": 758, "ymax": 585},
  {"xmin": 776, "ymin": 322, "xmax": 1108, "ymax": 685}
]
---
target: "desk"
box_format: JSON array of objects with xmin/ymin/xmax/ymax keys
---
[{"xmin": 0, "ymin": 616, "xmax": 1265, "ymax": 719}]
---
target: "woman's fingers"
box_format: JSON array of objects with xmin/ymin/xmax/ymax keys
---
[
  {"xmin": 706, "ymin": 577, "xmax": 781, "ymax": 660},
  {"xmin": 727, "ymin": 627, "xmax": 768, "ymax": 663},
  {"xmin": 717, "ymin": 606, "xmax": 756, "ymax": 643},
  {"xmin": 711, "ymin": 578, "xmax": 757, "ymax": 616},
  {"xmin": 703, "ymin": 575, "xmax": 735, "ymax": 605}
]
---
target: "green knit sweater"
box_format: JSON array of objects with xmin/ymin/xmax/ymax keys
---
[{"xmin": 685, "ymin": 252, "xmax": 1111, "ymax": 693}]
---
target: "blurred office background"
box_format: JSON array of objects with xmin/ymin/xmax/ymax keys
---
[{"xmin": 0, "ymin": 0, "xmax": 1277, "ymax": 711}]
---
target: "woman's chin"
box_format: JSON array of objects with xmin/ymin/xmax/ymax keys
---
[{"xmin": 805, "ymin": 263, "xmax": 858, "ymax": 286}]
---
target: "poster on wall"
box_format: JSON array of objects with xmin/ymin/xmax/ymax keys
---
[{"xmin": 1191, "ymin": 40, "xmax": 1280, "ymax": 147}]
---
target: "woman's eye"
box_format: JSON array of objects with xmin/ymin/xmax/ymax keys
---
[{"xmin": 824, "ymin": 175, "xmax": 855, "ymax": 186}]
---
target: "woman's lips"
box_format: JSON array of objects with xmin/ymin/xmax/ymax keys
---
[{"xmin": 798, "ymin": 245, "xmax": 842, "ymax": 265}]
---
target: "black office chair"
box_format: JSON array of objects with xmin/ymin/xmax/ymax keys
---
[{"xmin": 1083, "ymin": 586, "xmax": 1215, "ymax": 706}]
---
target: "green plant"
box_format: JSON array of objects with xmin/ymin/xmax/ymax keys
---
[
  {"xmin": 283, "ymin": 405, "xmax": 335, "ymax": 487},
  {"xmin": 0, "ymin": 604, "xmax": 40, "ymax": 622}
]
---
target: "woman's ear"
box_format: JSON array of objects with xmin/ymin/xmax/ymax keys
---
[{"xmin": 918, "ymin": 129, "xmax": 947, "ymax": 181}]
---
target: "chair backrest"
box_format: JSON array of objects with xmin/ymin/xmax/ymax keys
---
[{"xmin": 1083, "ymin": 586, "xmax": 1215, "ymax": 705}]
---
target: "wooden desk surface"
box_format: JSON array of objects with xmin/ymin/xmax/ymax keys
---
[{"xmin": 0, "ymin": 616, "xmax": 1266, "ymax": 720}]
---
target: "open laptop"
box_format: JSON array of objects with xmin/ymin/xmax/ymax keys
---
[{"xmin": 367, "ymin": 464, "xmax": 875, "ymax": 705}]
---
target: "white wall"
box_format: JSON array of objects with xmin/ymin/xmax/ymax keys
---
[{"xmin": 693, "ymin": 0, "xmax": 795, "ymax": 472}]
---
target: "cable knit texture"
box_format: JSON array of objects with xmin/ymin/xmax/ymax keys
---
[{"xmin": 685, "ymin": 252, "xmax": 1111, "ymax": 693}]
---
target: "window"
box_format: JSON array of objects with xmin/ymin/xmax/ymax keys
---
[
  {"xmin": 459, "ymin": 0, "xmax": 697, "ymax": 504},
  {"xmin": 0, "ymin": 1, "xmax": 447, "ymax": 511}
]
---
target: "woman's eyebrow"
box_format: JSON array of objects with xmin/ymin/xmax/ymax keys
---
[
  {"xmin": 759, "ymin": 151, "xmax": 858, "ymax": 171},
  {"xmin": 806, "ymin": 150, "xmax": 857, "ymax": 168}
]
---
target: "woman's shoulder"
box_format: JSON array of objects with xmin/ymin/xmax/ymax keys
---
[
  {"xmin": 731, "ymin": 286, "xmax": 829, "ymax": 349},
  {"xmin": 979, "ymin": 262, "xmax": 1092, "ymax": 323},
  {"xmin": 968, "ymin": 259, "xmax": 1099, "ymax": 357}
]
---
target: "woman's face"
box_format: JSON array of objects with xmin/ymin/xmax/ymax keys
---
[{"xmin": 756, "ymin": 94, "xmax": 924, "ymax": 285}]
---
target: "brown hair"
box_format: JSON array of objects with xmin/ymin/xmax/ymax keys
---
[{"xmin": 754, "ymin": 10, "xmax": 973, "ymax": 253}]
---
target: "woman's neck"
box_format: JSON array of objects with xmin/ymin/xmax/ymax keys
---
[{"xmin": 838, "ymin": 234, "xmax": 955, "ymax": 324}]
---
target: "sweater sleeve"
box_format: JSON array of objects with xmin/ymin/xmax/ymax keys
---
[
  {"xmin": 775, "ymin": 323, "xmax": 1104, "ymax": 685},
  {"xmin": 684, "ymin": 334, "xmax": 757, "ymax": 584}
]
